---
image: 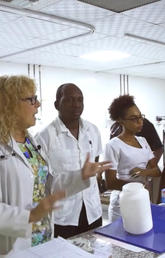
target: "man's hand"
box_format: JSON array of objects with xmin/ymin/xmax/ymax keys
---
[{"xmin": 82, "ymin": 153, "xmax": 111, "ymax": 180}]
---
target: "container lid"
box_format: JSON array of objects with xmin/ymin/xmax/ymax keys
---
[{"xmin": 122, "ymin": 182, "xmax": 144, "ymax": 193}]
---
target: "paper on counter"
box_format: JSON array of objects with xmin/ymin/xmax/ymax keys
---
[{"xmin": 8, "ymin": 237, "xmax": 104, "ymax": 258}]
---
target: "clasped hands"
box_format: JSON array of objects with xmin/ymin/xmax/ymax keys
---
[{"xmin": 130, "ymin": 167, "xmax": 143, "ymax": 178}]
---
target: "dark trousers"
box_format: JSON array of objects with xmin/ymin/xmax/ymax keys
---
[{"xmin": 54, "ymin": 202, "xmax": 102, "ymax": 238}]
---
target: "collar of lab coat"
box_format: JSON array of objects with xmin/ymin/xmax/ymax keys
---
[
  {"xmin": 7, "ymin": 135, "xmax": 49, "ymax": 173},
  {"xmin": 54, "ymin": 117, "xmax": 90, "ymax": 136}
]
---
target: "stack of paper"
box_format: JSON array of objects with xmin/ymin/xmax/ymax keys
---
[{"xmin": 8, "ymin": 237, "xmax": 104, "ymax": 258}]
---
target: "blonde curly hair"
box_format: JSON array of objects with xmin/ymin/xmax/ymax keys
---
[{"xmin": 0, "ymin": 75, "xmax": 36, "ymax": 144}]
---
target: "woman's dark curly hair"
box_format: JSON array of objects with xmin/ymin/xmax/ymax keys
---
[{"xmin": 108, "ymin": 95, "xmax": 135, "ymax": 121}]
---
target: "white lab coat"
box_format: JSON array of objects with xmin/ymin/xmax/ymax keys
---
[{"xmin": 0, "ymin": 136, "xmax": 89, "ymax": 256}]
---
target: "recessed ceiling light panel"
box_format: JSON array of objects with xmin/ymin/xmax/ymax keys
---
[
  {"xmin": 80, "ymin": 51, "xmax": 130, "ymax": 62},
  {"xmin": 77, "ymin": 0, "xmax": 160, "ymax": 13}
]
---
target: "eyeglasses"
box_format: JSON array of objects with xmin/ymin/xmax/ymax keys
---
[
  {"xmin": 123, "ymin": 114, "xmax": 145, "ymax": 123},
  {"xmin": 21, "ymin": 95, "xmax": 38, "ymax": 105}
]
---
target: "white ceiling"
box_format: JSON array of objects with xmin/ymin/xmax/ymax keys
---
[{"xmin": 0, "ymin": 0, "xmax": 165, "ymax": 79}]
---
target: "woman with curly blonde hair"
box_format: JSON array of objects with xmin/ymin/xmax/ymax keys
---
[
  {"xmin": 0, "ymin": 75, "xmax": 110, "ymax": 255},
  {"xmin": 0, "ymin": 75, "xmax": 35, "ymax": 144}
]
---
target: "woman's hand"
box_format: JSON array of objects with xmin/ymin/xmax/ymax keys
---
[
  {"xmin": 29, "ymin": 191, "xmax": 65, "ymax": 223},
  {"xmin": 82, "ymin": 153, "xmax": 111, "ymax": 180},
  {"xmin": 130, "ymin": 167, "xmax": 142, "ymax": 178},
  {"xmin": 130, "ymin": 166, "xmax": 161, "ymax": 178}
]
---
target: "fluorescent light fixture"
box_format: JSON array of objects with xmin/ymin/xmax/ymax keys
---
[
  {"xmin": 125, "ymin": 33, "xmax": 165, "ymax": 46},
  {"xmin": 80, "ymin": 50, "xmax": 130, "ymax": 62},
  {"xmin": 77, "ymin": 0, "xmax": 160, "ymax": 13}
]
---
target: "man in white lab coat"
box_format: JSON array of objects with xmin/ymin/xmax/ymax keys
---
[{"xmin": 36, "ymin": 83, "xmax": 102, "ymax": 238}]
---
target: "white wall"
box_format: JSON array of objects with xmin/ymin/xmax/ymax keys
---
[
  {"xmin": 0, "ymin": 62, "xmax": 27, "ymax": 75},
  {"xmin": 129, "ymin": 76, "xmax": 165, "ymax": 123},
  {"xmin": 129, "ymin": 76, "xmax": 165, "ymax": 143},
  {"xmin": 0, "ymin": 61, "xmax": 165, "ymax": 146}
]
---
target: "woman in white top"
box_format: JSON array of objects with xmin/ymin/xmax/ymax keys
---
[
  {"xmin": 0, "ymin": 75, "xmax": 110, "ymax": 255},
  {"xmin": 104, "ymin": 95, "xmax": 161, "ymax": 223}
]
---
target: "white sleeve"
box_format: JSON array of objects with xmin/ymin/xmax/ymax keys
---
[
  {"xmin": 0, "ymin": 150, "xmax": 32, "ymax": 238},
  {"xmin": 0, "ymin": 195, "xmax": 31, "ymax": 238},
  {"xmin": 47, "ymin": 171, "xmax": 90, "ymax": 198},
  {"xmin": 104, "ymin": 141, "xmax": 119, "ymax": 170},
  {"xmin": 141, "ymin": 137, "xmax": 154, "ymax": 160}
]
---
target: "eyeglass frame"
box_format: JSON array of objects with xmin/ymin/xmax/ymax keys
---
[
  {"xmin": 21, "ymin": 95, "xmax": 38, "ymax": 105},
  {"xmin": 123, "ymin": 114, "xmax": 145, "ymax": 123}
]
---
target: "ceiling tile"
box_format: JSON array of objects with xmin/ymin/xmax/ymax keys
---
[{"xmin": 0, "ymin": 0, "xmax": 165, "ymax": 79}]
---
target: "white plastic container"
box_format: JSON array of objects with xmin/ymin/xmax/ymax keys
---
[{"xmin": 119, "ymin": 182, "xmax": 153, "ymax": 234}]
